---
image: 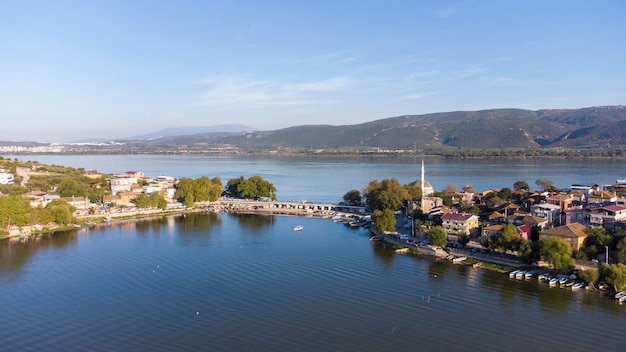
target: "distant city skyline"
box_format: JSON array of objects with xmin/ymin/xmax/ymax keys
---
[{"xmin": 1, "ymin": 1, "xmax": 625, "ymax": 142}]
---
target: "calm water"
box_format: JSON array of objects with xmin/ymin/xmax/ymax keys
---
[
  {"xmin": 1, "ymin": 155, "xmax": 626, "ymax": 351},
  {"xmin": 10, "ymin": 154, "xmax": 626, "ymax": 202}
]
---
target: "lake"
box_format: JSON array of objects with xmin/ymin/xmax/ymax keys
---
[{"xmin": 1, "ymin": 155, "xmax": 625, "ymax": 351}]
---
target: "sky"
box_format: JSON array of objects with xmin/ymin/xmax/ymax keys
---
[{"xmin": 1, "ymin": 0, "xmax": 625, "ymax": 142}]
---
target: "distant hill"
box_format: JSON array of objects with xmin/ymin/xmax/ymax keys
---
[
  {"xmin": 124, "ymin": 124, "xmax": 255, "ymax": 140},
  {"xmin": 132, "ymin": 106, "xmax": 626, "ymax": 152}
]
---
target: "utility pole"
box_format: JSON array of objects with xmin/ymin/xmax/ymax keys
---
[{"xmin": 606, "ymin": 246, "xmax": 609, "ymax": 265}]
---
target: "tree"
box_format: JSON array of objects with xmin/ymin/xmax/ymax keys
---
[
  {"xmin": 617, "ymin": 238, "xmax": 626, "ymax": 264},
  {"xmin": 498, "ymin": 223, "xmax": 520, "ymax": 253},
  {"xmin": 0, "ymin": 195, "xmax": 31, "ymax": 227},
  {"xmin": 513, "ymin": 180, "xmax": 530, "ymax": 191},
  {"xmin": 365, "ymin": 178, "xmax": 410, "ymax": 212},
  {"xmin": 540, "ymin": 237, "xmax": 574, "ymax": 269},
  {"xmin": 579, "ymin": 269, "xmax": 599, "ymax": 286},
  {"xmin": 462, "ymin": 184, "xmax": 475, "ymax": 193},
  {"xmin": 445, "ymin": 183, "xmax": 458, "ymax": 194},
  {"xmin": 457, "ymin": 233, "xmax": 470, "ymax": 247},
  {"xmin": 134, "ymin": 193, "xmax": 151, "ymax": 208},
  {"xmin": 429, "ymin": 226, "xmax": 448, "ymax": 247},
  {"xmin": 175, "ymin": 178, "xmax": 196, "ymax": 206},
  {"xmin": 535, "ymin": 178, "xmax": 556, "ymax": 192},
  {"xmin": 342, "ymin": 189, "xmax": 362, "ymax": 206},
  {"xmin": 57, "ymin": 179, "xmax": 87, "ymax": 197},
  {"xmin": 499, "ymin": 188, "xmax": 512, "ymax": 202},
  {"xmin": 372, "ymin": 209, "xmax": 396, "ymax": 232},
  {"xmin": 45, "ymin": 199, "xmax": 76, "ymax": 225},
  {"xmin": 599, "ymin": 263, "xmax": 626, "ymax": 292},
  {"xmin": 519, "ymin": 240, "xmax": 540, "ymax": 264}
]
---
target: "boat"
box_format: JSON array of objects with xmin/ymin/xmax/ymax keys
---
[
  {"xmin": 615, "ymin": 291, "xmax": 626, "ymax": 300},
  {"xmin": 558, "ymin": 276, "xmax": 568, "ymax": 286},
  {"xmin": 538, "ymin": 273, "xmax": 551, "ymax": 281},
  {"xmin": 369, "ymin": 235, "xmax": 383, "ymax": 241},
  {"xmin": 452, "ymin": 256, "xmax": 467, "ymax": 264},
  {"xmin": 571, "ymin": 282, "xmax": 583, "ymax": 290},
  {"xmin": 294, "ymin": 225, "xmax": 303, "ymax": 231},
  {"xmin": 516, "ymin": 270, "xmax": 526, "ymax": 279},
  {"xmin": 524, "ymin": 270, "xmax": 536, "ymax": 279},
  {"xmin": 549, "ymin": 278, "xmax": 559, "ymax": 286},
  {"xmin": 619, "ymin": 295, "xmax": 626, "ymax": 303},
  {"xmin": 509, "ymin": 270, "xmax": 521, "ymax": 279}
]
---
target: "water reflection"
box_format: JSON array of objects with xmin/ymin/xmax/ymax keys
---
[
  {"xmin": 231, "ymin": 213, "xmax": 275, "ymax": 232},
  {"xmin": 0, "ymin": 230, "xmax": 78, "ymax": 275},
  {"xmin": 175, "ymin": 212, "xmax": 222, "ymax": 234}
]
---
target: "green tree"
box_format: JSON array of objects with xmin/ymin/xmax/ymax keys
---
[
  {"xmin": 462, "ymin": 184, "xmax": 475, "ymax": 193},
  {"xmin": 134, "ymin": 193, "xmax": 151, "ymax": 208},
  {"xmin": 540, "ymin": 237, "xmax": 574, "ymax": 269},
  {"xmin": 149, "ymin": 193, "xmax": 167, "ymax": 209},
  {"xmin": 535, "ymin": 178, "xmax": 557, "ymax": 192},
  {"xmin": 513, "ymin": 180, "xmax": 530, "ymax": 191},
  {"xmin": 207, "ymin": 176, "xmax": 223, "ymax": 201},
  {"xmin": 616, "ymin": 238, "xmax": 626, "ymax": 264},
  {"xmin": 498, "ymin": 223, "xmax": 520, "ymax": 253},
  {"xmin": 457, "ymin": 233, "xmax": 470, "ymax": 247},
  {"xmin": 599, "ymin": 263, "xmax": 626, "ymax": 291},
  {"xmin": 519, "ymin": 240, "xmax": 540, "ymax": 264},
  {"xmin": 176, "ymin": 178, "xmax": 196, "ymax": 206},
  {"xmin": 226, "ymin": 176, "xmax": 244, "ymax": 197},
  {"xmin": 579, "ymin": 269, "xmax": 599, "ymax": 286},
  {"xmin": 429, "ymin": 226, "xmax": 448, "ymax": 247},
  {"xmin": 499, "ymin": 188, "xmax": 512, "ymax": 202},
  {"xmin": 365, "ymin": 178, "xmax": 411, "ymax": 212},
  {"xmin": 342, "ymin": 189, "xmax": 362, "ymax": 206},
  {"xmin": 57, "ymin": 179, "xmax": 87, "ymax": 197},
  {"xmin": 44, "ymin": 199, "xmax": 76, "ymax": 225},
  {"xmin": 371, "ymin": 209, "xmax": 396, "ymax": 232},
  {"xmin": 0, "ymin": 195, "xmax": 31, "ymax": 227}
]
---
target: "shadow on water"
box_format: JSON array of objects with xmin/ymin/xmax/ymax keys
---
[
  {"xmin": 175, "ymin": 212, "xmax": 222, "ymax": 234},
  {"xmin": 370, "ymin": 242, "xmax": 396, "ymax": 265},
  {"xmin": 0, "ymin": 230, "xmax": 77, "ymax": 275},
  {"xmin": 231, "ymin": 213, "xmax": 275, "ymax": 233}
]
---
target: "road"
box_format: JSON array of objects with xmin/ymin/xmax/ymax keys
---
[{"xmin": 16, "ymin": 167, "xmax": 29, "ymax": 187}]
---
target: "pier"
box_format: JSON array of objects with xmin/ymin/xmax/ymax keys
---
[{"xmin": 200, "ymin": 198, "xmax": 368, "ymax": 217}]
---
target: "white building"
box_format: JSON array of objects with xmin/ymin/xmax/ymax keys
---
[
  {"xmin": 530, "ymin": 203, "xmax": 561, "ymax": 224},
  {"xmin": 0, "ymin": 170, "xmax": 14, "ymax": 184}
]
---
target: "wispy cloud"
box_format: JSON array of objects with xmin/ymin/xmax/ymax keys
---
[
  {"xmin": 434, "ymin": 6, "xmax": 457, "ymax": 19},
  {"xmin": 197, "ymin": 74, "xmax": 351, "ymax": 108},
  {"xmin": 400, "ymin": 91, "xmax": 439, "ymax": 100}
]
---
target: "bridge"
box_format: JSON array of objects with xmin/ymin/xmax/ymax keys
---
[{"xmin": 201, "ymin": 198, "xmax": 369, "ymax": 217}]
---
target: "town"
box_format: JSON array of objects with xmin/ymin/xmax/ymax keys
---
[{"xmin": 1, "ymin": 157, "xmax": 626, "ymax": 299}]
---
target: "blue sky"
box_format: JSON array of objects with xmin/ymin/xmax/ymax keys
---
[{"xmin": 1, "ymin": 0, "xmax": 625, "ymax": 142}]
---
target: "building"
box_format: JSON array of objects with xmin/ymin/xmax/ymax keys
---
[
  {"xmin": 441, "ymin": 213, "xmax": 479, "ymax": 236},
  {"xmin": 530, "ymin": 203, "xmax": 561, "ymax": 224},
  {"xmin": 589, "ymin": 205, "xmax": 626, "ymax": 231},
  {"xmin": 0, "ymin": 169, "xmax": 14, "ymax": 184},
  {"xmin": 539, "ymin": 223, "xmax": 589, "ymax": 251}
]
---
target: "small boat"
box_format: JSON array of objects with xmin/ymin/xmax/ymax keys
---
[
  {"xmin": 538, "ymin": 273, "xmax": 551, "ymax": 281},
  {"xmin": 452, "ymin": 256, "xmax": 467, "ymax": 264},
  {"xmin": 516, "ymin": 270, "xmax": 526, "ymax": 279},
  {"xmin": 369, "ymin": 235, "xmax": 383, "ymax": 241},
  {"xmin": 509, "ymin": 270, "xmax": 521, "ymax": 279},
  {"xmin": 619, "ymin": 295, "xmax": 626, "ymax": 303},
  {"xmin": 571, "ymin": 282, "xmax": 583, "ymax": 290},
  {"xmin": 524, "ymin": 270, "xmax": 536, "ymax": 279},
  {"xmin": 294, "ymin": 225, "xmax": 303, "ymax": 231},
  {"xmin": 549, "ymin": 278, "xmax": 559, "ymax": 286},
  {"xmin": 558, "ymin": 276, "xmax": 568, "ymax": 286},
  {"xmin": 615, "ymin": 291, "xmax": 626, "ymax": 300}
]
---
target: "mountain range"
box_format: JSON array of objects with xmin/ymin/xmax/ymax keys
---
[
  {"xmin": 123, "ymin": 106, "xmax": 626, "ymax": 153},
  {"xmin": 2, "ymin": 106, "xmax": 625, "ymax": 154}
]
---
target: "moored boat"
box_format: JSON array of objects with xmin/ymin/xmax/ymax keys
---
[
  {"xmin": 538, "ymin": 272, "xmax": 551, "ymax": 281},
  {"xmin": 558, "ymin": 276, "xmax": 568, "ymax": 286},
  {"xmin": 615, "ymin": 291, "xmax": 626, "ymax": 300},
  {"xmin": 516, "ymin": 270, "xmax": 526, "ymax": 279},
  {"xmin": 524, "ymin": 270, "xmax": 536, "ymax": 279},
  {"xmin": 369, "ymin": 235, "xmax": 383, "ymax": 241},
  {"xmin": 509, "ymin": 270, "xmax": 521, "ymax": 279},
  {"xmin": 571, "ymin": 282, "xmax": 584, "ymax": 290},
  {"xmin": 549, "ymin": 277, "xmax": 559, "ymax": 286},
  {"xmin": 294, "ymin": 225, "xmax": 303, "ymax": 231}
]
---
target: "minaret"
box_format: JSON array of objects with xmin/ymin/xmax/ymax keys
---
[{"xmin": 421, "ymin": 159, "xmax": 425, "ymax": 198}]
